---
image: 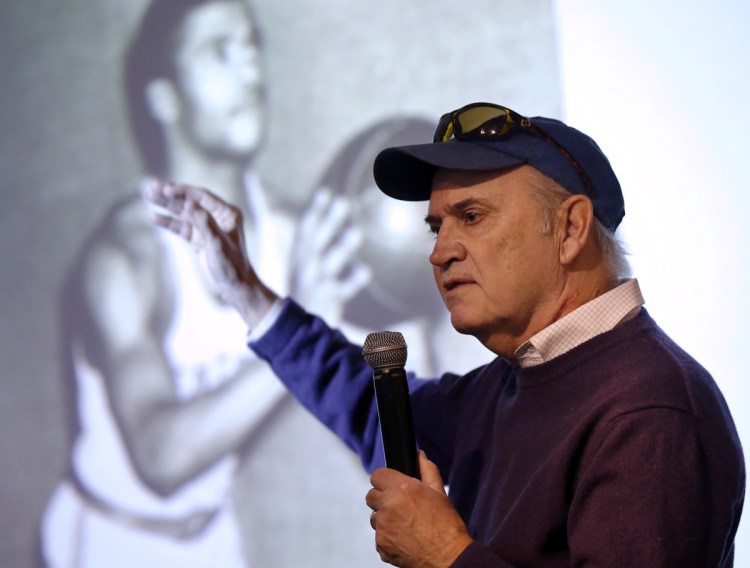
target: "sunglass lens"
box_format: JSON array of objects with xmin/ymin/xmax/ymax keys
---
[
  {"xmin": 434, "ymin": 105, "xmax": 514, "ymax": 142},
  {"xmin": 433, "ymin": 113, "xmax": 454, "ymax": 142},
  {"xmin": 456, "ymin": 106, "xmax": 509, "ymax": 138}
]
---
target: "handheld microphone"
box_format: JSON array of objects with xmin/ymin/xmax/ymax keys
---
[{"xmin": 362, "ymin": 331, "xmax": 420, "ymax": 479}]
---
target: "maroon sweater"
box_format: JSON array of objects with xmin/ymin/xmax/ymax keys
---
[{"xmin": 251, "ymin": 300, "xmax": 745, "ymax": 567}]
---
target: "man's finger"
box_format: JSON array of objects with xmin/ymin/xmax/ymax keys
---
[
  {"xmin": 365, "ymin": 486, "xmax": 381, "ymax": 511},
  {"xmin": 418, "ymin": 451, "xmax": 447, "ymax": 495},
  {"xmin": 145, "ymin": 178, "xmax": 224, "ymax": 215},
  {"xmin": 318, "ymin": 227, "xmax": 364, "ymax": 276},
  {"xmin": 195, "ymin": 187, "xmax": 230, "ymax": 216},
  {"xmin": 151, "ymin": 211, "xmax": 193, "ymax": 242},
  {"xmin": 143, "ymin": 179, "xmax": 187, "ymax": 214},
  {"xmin": 335, "ymin": 263, "xmax": 372, "ymax": 302},
  {"xmin": 309, "ymin": 187, "xmax": 334, "ymax": 218},
  {"xmin": 185, "ymin": 201, "xmax": 221, "ymax": 244},
  {"xmin": 370, "ymin": 466, "xmax": 408, "ymax": 491},
  {"xmin": 309, "ymin": 196, "xmax": 352, "ymax": 253}
]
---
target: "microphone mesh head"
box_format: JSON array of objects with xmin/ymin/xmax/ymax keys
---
[{"xmin": 362, "ymin": 331, "xmax": 407, "ymax": 370}]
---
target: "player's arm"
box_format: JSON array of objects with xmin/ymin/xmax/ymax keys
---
[{"xmin": 81, "ymin": 213, "xmax": 284, "ymax": 496}]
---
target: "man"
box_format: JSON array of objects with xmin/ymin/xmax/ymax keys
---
[
  {"xmin": 39, "ymin": 0, "xmax": 365, "ymax": 565},
  {"xmin": 146, "ymin": 102, "xmax": 745, "ymax": 567}
]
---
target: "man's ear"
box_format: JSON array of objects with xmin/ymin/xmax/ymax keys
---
[
  {"xmin": 145, "ymin": 78, "xmax": 181, "ymax": 124},
  {"xmin": 557, "ymin": 195, "xmax": 594, "ymax": 266}
]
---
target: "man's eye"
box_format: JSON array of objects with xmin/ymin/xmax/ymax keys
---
[
  {"xmin": 211, "ymin": 39, "xmax": 231, "ymax": 61},
  {"xmin": 428, "ymin": 225, "xmax": 440, "ymax": 237},
  {"xmin": 464, "ymin": 211, "xmax": 479, "ymax": 223}
]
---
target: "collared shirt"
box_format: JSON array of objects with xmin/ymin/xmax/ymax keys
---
[
  {"xmin": 248, "ymin": 296, "xmax": 286, "ymax": 343},
  {"xmin": 252, "ymin": 280, "xmax": 645, "ymax": 369},
  {"xmin": 514, "ymin": 278, "xmax": 645, "ymax": 368}
]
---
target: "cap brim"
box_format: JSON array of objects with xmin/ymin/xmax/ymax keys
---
[{"xmin": 373, "ymin": 139, "xmax": 527, "ymax": 201}]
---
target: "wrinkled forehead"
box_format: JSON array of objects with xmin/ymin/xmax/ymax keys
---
[{"xmin": 426, "ymin": 166, "xmax": 543, "ymax": 216}]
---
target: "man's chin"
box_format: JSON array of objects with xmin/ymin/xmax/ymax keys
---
[{"xmin": 448, "ymin": 311, "xmax": 482, "ymax": 337}]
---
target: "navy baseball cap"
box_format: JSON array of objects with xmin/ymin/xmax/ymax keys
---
[{"xmin": 373, "ymin": 103, "xmax": 625, "ymax": 232}]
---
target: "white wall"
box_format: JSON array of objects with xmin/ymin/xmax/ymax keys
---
[{"xmin": 556, "ymin": 0, "xmax": 750, "ymax": 562}]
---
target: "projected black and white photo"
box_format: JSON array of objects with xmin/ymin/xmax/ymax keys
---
[
  {"xmin": 1, "ymin": 0, "xmax": 748, "ymax": 566},
  {"xmin": 1, "ymin": 0, "xmax": 558, "ymax": 566}
]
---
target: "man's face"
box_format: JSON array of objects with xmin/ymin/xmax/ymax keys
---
[
  {"xmin": 426, "ymin": 166, "xmax": 563, "ymax": 357},
  {"xmin": 173, "ymin": 0, "xmax": 265, "ymax": 158}
]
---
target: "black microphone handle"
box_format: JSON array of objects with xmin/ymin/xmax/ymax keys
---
[{"xmin": 373, "ymin": 367, "xmax": 420, "ymax": 479}]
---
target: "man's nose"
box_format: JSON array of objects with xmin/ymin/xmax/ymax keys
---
[
  {"xmin": 230, "ymin": 43, "xmax": 261, "ymax": 85},
  {"xmin": 429, "ymin": 224, "xmax": 464, "ymax": 270}
]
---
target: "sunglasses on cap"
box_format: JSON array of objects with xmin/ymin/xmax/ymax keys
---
[{"xmin": 433, "ymin": 102, "xmax": 596, "ymax": 197}]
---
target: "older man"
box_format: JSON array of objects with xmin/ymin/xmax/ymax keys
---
[{"xmin": 146, "ymin": 102, "xmax": 745, "ymax": 567}]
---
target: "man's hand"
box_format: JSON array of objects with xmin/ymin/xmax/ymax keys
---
[
  {"xmin": 143, "ymin": 178, "xmax": 278, "ymax": 329},
  {"xmin": 366, "ymin": 451, "xmax": 473, "ymax": 567},
  {"xmin": 292, "ymin": 187, "xmax": 371, "ymax": 325}
]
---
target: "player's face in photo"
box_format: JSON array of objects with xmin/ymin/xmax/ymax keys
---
[{"xmin": 174, "ymin": 0, "xmax": 266, "ymax": 158}]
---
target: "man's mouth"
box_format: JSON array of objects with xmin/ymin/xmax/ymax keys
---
[{"xmin": 442, "ymin": 278, "xmax": 473, "ymax": 292}]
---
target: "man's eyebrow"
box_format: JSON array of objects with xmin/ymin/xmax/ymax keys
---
[
  {"xmin": 424, "ymin": 197, "xmax": 490, "ymax": 226},
  {"xmin": 424, "ymin": 213, "xmax": 440, "ymax": 227}
]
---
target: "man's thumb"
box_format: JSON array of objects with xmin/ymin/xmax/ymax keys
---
[{"xmin": 418, "ymin": 450, "xmax": 446, "ymax": 495}]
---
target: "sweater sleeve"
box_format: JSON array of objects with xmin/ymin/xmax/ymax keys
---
[
  {"xmin": 450, "ymin": 542, "xmax": 515, "ymax": 568},
  {"xmin": 249, "ymin": 298, "xmax": 386, "ymax": 472},
  {"xmin": 568, "ymin": 407, "xmax": 743, "ymax": 567}
]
